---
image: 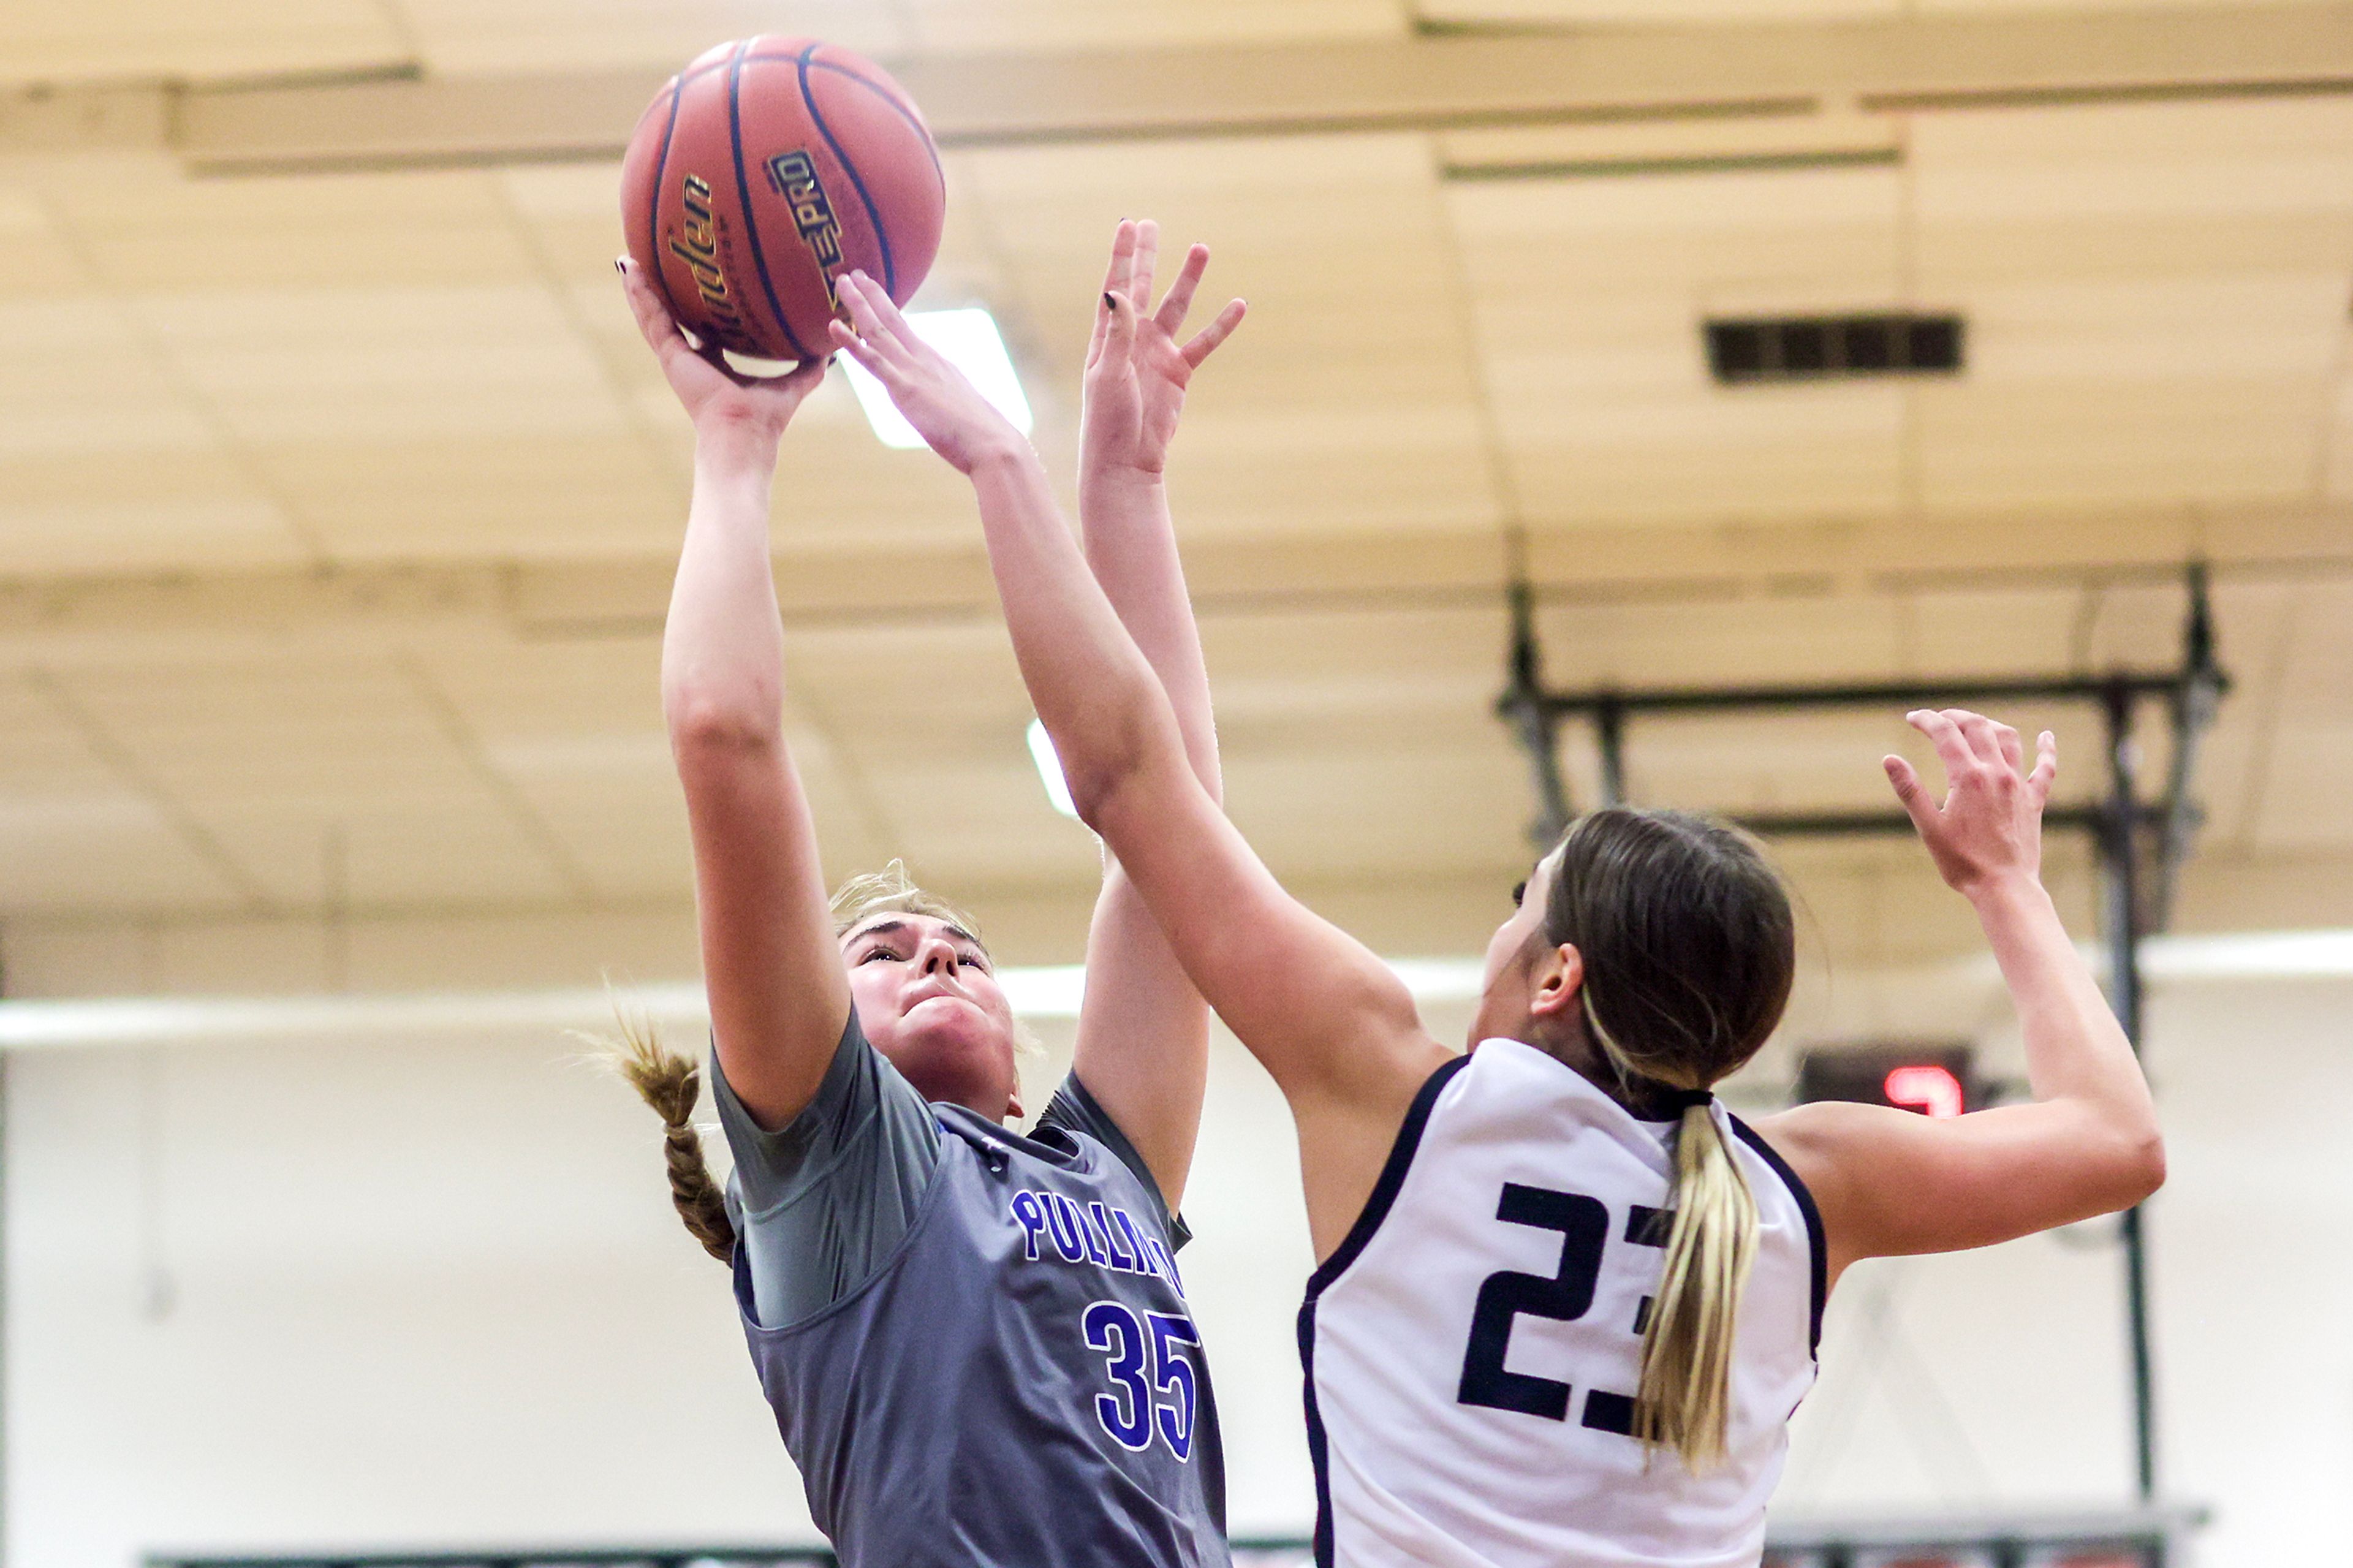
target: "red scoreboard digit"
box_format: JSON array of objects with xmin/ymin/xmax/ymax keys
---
[{"xmin": 1795, "ymin": 1044, "xmax": 1978, "ymax": 1118}]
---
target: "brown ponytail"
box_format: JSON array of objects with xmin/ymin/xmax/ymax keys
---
[
  {"xmin": 608, "ymin": 1018, "xmax": 736, "ymax": 1263},
  {"xmin": 1543, "ymin": 809, "xmax": 1795, "ymax": 1472}
]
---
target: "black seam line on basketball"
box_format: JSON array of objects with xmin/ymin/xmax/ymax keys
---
[
  {"xmin": 738, "ymin": 54, "xmax": 944, "ymax": 194},
  {"xmin": 1729, "ymin": 1112, "xmax": 1828, "ymax": 1358},
  {"xmin": 727, "ymin": 38, "xmax": 817, "ymax": 362},
  {"xmin": 1303, "ymin": 1052, "xmax": 1469, "ymax": 1301},
  {"xmin": 803, "ymin": 58, "xmax": 946, "ymax": 188},
  {"xmin": 796, "ymin": 44, "xmax": 898, "ymax": 298},
  {"xmin": 645, "ymin": 76, "xmax": 694, "ymax": 335}
]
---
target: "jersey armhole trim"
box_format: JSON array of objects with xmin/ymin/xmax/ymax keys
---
[
  {"xmin": 1729, "ymin": 1113, "xmax": 1827, "ymax": 1357},
  {"xmin": 1302, "ymin": 1051, "xmax": 1469, "ymax": 1302}
]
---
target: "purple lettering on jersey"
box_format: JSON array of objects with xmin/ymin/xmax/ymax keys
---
[
  {"xmin": 1112, "ymin": 1208, "xmax": 1156, "ymax": 1280},
  {"xmin": 1009, "ymin": 1191, "xmax": 1048, "ymax": 1261},
  {"xmin": 1144, "ymin": 1237, "xmax": 1183, "ymax": 1299},
  {"xmin": 1044, "ymin": 1192, "xmax": 1088, "ymax": 1263},
  {"xmin": 1079, "ymin": 1203, "xmax": 1113, "ymax": 1267},
  {"xmin": 1091, "ymin": 1202, "xmax": 1139, "ymax": 1272}
]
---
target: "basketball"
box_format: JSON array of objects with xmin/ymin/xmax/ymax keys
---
[{"xmin": 620, "ymin": 37, "xmax": 947, "ymax": 363}]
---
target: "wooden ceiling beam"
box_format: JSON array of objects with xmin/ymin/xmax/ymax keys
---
[{"xmin": 4, "ymin": 5, "xmax": 2352, "ymax": 173}]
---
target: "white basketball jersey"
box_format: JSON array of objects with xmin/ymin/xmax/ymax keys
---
[{"xmin": 1298, "ymin": 1037, "xmax": 1824, "ymax": 1568}]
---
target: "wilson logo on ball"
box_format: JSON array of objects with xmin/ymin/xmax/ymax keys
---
[
  {"xmin": 665, "ymin": 173, "xmax": 751, "ymax": 346},
  {"xmin": 765, "ymin": 151, "xmax": 847, "ymax": 310}
]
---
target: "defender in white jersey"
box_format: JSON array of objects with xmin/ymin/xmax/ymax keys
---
[
  {"xmin": 827, "ymin": 251, "xmax": 2168, "ymax": 1568},
  {"xmin": 1301, "ymin": 1033, "xmax": 1821, "ymax": 1568}
]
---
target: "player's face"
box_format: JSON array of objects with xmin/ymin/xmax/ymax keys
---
[
  {"xmin": 841, "ymin": 913, "xmax": 1022, "ymax": 1119},
  {"xmin": 1471, "ymin": 846, "xmax": 1563, "ymax": 1042}
]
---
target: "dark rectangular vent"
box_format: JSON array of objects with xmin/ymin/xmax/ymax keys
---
[{"xmin": 1705, "ymin": 312, "xmax": 1963, "ymax": 384}]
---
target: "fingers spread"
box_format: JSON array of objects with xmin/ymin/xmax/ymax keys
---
[
  {"xmin": 1181, "ymin": 297, "xmax": 1247, "ymax": 369},
  {"xmin": 1994, "ymin": 721, "xmax": 2024, "ymax": 774},
  {"xmin": 1949, "ymin": 708, "xmax": 2006, "ymax": 769},
  {"xmin": 1131, "ymin": 220, "xmax": 1160, "ymax": 319},
  {"xmin": 1157, "ymin": 242, "xmax": 1209, "ymax": 338},
  {"xmin": 827, "ymin": 316, "xmax": 883, "ymax": 374},
  {"xmin": 1907, "ymin": 708, "xmax": 1972, "ymax": 777},
  {"xmin": 1101, "ymin": 218, "xmax": 1135, "ymax": 299},
  {"xmin": 1102, "ymin": 288, "xmax": 1139, "ymax": 363},
  {"xmin": 2028, "ymin": 730, "xmax": 2059, "ymax": 801},
  {"xmin": 1884, "ymin": 756, "xmax": 1939, "ymax": 834}
]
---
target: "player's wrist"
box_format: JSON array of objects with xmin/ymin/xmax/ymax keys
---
[{"xmin": 1961, "ymin": 868, "xmax": 2053, "ymax": 923}]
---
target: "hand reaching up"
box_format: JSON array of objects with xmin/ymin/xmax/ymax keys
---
[
  {"xmin": 1885, "ymin": 708, "xmax": 2059, "ymax": 898},
  {"xmin": 828, "ymin": 271, "xmax": 1031, "ymax": 474},
  {"xmin": 1083, "ymin": 219, "xmax": 1246, "ymax": 482},
  {"xmin": 619, "ymin": 257, "xmax": 826, "ymax": 444}
]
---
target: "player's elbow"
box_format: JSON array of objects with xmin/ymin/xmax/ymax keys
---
[
  {"xmin": 2120, "ymin": 1125, "xmax": 2167, "ymax": 1205},
  {"xmin": 2086, "ymin": 1116, "xmax": 2165, "ymax": 1213},
  {"xmin": 665, "ymin": 681, "xmax": 781, "ymax": 757}
]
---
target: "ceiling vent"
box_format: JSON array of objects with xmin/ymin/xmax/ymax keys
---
[{"xmin": 1705, "ymin": 312, "xmax": 1963, "ymax": 384}]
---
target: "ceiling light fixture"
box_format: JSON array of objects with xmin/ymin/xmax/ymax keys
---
[
  {"xmin": 1026, "ymin": 718, "xmax": 1078, "ymax": 819},
  {"xmin": 840, "ymin": 306, "xmax": 1033, "ymax": 449}
]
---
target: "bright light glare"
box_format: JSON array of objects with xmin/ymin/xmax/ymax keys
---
[
  {"xmin": 1026, "ymin": 718, "xmax": 1078, "ymax": 819},
  {"xmin": 841, "ymin": 307, "xmax": 1033, "ymax": 450}
]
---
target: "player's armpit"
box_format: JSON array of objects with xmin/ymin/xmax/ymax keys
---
[{"xmin": 1752, "ymin": 1096, "xmax": 2165, "ymax": 1286}]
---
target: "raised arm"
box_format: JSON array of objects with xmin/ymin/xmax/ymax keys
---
[
  {"xmin": 623, "ymin": 259, "xmax": 848, "ymax": 1131},
  {"xmin": 827, "ymin": 272, "xmax": 1451, "ymax": 1253},
  {"xmin": 1066, "ymin": 221, "xmax": 1246, "ymax": 1208},
  {"xmin": 1758, "ymin": 710, "xmax": 2166, "ymax": 1286}
]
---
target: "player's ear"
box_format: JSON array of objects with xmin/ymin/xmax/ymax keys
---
[
  {"xmin": 1005, "ymin": 1086, "xmax": 1026, "ymax": 1123},
  {"xmin": 1526, "ymin": 942, "xmax": 1586, "ymax": 1021}
]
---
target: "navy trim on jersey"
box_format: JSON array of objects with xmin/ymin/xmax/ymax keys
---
[
  {"xmin": 1729, "ymin": 1114, "xmax": 1827, "ymax": 1357},
  {"xmin": 1296, "ymin": 1051, "xmax": 1468, "ymax": 1568}
]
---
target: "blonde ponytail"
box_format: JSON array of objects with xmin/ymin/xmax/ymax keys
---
[
  {"xmin": 607, "ymin": 1017, "xmax": 737, "ymax": 1264},
  {"xmin": 1634, "ymin": 1104, "xmax": 1759, "ymax": 1471}
]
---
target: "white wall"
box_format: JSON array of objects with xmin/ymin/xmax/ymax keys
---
[{"xmin": 8, "ymin": 973, "xmax": 2349, "ymax": 1567}]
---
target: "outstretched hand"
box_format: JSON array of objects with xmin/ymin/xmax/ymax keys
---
[
  {"xmin": 1083, "ymin": 219, "xmax": 1246, "ymax": 480},
  {"xmin": 618, "ymin": 257, "xmax": 826, "ymax": 442},
  {"xmin": 827, "ymin": 271, "xmax": 1031, "ymax": 474},
  {"xmin": 1884, "ymin": 708, "xmax": 2059, "ymax": 897}
]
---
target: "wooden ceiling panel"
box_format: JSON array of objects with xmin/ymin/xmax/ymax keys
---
[
  {"xmin": 1455, "ymin": 165, "xmax": 1906, "ymax": 524},
  {"xmin": 0, "ymin": 1, "xmax": 399, "ymax": 88},
  {"xmin": 964, "ymin": 137, "xmax": 1485, "ymax": 409},
  {"xmin": 1901, "ymin": 586, "xmax": 2089, "ymax": 678},
  {"xmin": 411, "ymin": 641, "xmax": 664, "ymax": 744},
  {"xmin": 1913, "ymin": 381, "xmax": 2321, "ymax": 508},
  {"xmin": 1420, "ymin": 0, "xmax": 1889, "ymax": 21},
  {"xmin": 0, "ymin": 793, "xmax": 244, "ymax": 913},
  {"xmin": 865, "ymin": 759, "xmax": 1105, "ymax": 887},
  {"xmin": 1532, "ymin": 591, "xmax": 1907, "ymax": 688},
  {"xmin": 404, "ymin": 1, "xmax": 909, "ymax": 74},
  {"xmin": 1222, "ymin": 743, "xmax": 1531, "ymax": 879},
  {"xmin": 0, "ymin": 453, "xmax": 305, "ymax": 577},
  {"xmin": 51, "ymin": 170, "xmax": 535, "ymax": 295},
  {"xmin": 249, "ymin": 436, "xmax": 680, "ymax": 563},
  {"xmin": 137, "ymin": 284, "xmax": 627, "ymax": 446},
  {"xmin": 1507, "ymin": 383, "xmax": 1906, "ymax": 525},
  {"xmin": 906, "ymin": 0, "xmax": 1404, "ymax": 52},
  {"xmin": 51, "ymin": 658, "xmax": 485, "ymax": 810}
]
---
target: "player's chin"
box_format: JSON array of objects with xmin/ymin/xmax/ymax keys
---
[{"xmin": 886, "ymin": 1017, "xmax": 1018, "ymax": 1108}]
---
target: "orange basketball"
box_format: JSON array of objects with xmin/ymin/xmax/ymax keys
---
[{"xmin": 620, "ymin": 37, "xmax": 947, "ymax": 363}]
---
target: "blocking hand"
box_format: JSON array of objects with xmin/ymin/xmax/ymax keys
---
[
  {"xmin": 1884, "ymin": 708, "xmax": 2059, "ymax": 898},
  {"xmin": 1083, "ymin": 219, "xmax": 1246, "ymax": 481},
  {"xmin": 828, "ymin": 271, "xmax": 1029, "ymax": 474}
]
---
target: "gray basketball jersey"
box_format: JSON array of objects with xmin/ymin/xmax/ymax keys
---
[{"xmin": 733, "ymin": 1100, "xmax": 1229, "ymax": 1568}]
